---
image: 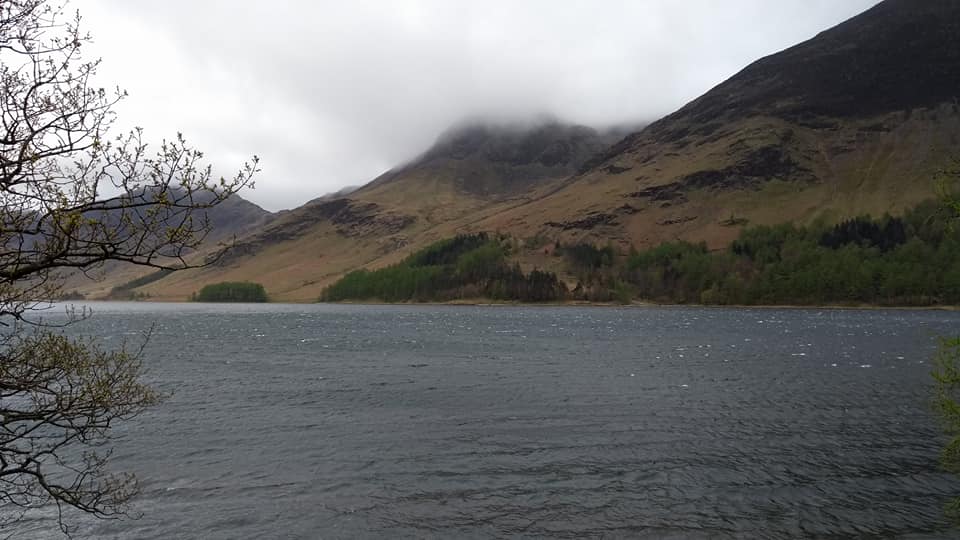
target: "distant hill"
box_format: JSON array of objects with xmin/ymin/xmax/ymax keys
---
[
  {"xmin": 80, "ymin": 0, "xmax": 960, "ymax": 302},
  {"xmin": 61, "ymin": 189, "xmax": 272, "ymax": 299},
  {"xmin": 194, "ymin": 189, "xmax": 273, "ymax": 244}
]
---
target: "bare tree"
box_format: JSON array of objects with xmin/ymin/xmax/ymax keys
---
[{"xmin": 0, "ymin": 0, "xmax": 258, "ymax": 534}]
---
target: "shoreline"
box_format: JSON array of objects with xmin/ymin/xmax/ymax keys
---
[
  {"xmin": 333, "ymin": 300, "xmax": 960, "ymax": 311},
  {"xmin": 65, "ymin": 298, "xmax": 960, "ymax": 311}
]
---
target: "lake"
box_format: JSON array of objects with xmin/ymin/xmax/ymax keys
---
[{"xmin": 10, "ymin": 303, "xmax": 960, "ymax": 538}]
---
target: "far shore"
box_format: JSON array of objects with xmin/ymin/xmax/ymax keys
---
[{"xmin": 59, "ymin": 297, "xmax": 960, "ymax": 311}]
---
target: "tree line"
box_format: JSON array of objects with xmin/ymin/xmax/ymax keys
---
[
  {"xmin": 320, "ymin": 233, "xmax": 567, "ymax": 302},
  {"xmin": 322, "ymin": 200, "xmax": 960, "ymax": 307},
  {"xmin": 568, "ymin": 200, "xmax": 960, "ymax": 306},
  {"xmin": 194, "ymin": 281, "xmax": 268, "ymax": 302}
]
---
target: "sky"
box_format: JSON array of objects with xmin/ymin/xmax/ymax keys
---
[{"xmin": 76, "ymin": 0, "xmax": 881, "ymax": 211}]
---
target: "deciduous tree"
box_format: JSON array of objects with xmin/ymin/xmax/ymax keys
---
[{"xmin": 0, "ymin": 0, "xmax": 258, "ymax": 533}]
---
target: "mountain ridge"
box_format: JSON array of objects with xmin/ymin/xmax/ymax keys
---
[
  {"xmin": 598, "ymin": 0, "xmax": 960, "ymax": 162},
  {"xmin": 360, "ymin": 118, "xmax": 629, "ymax": 199},
  {"xmin": 474, "ymin": 0, "xmax": 960, "ymax": 251}
]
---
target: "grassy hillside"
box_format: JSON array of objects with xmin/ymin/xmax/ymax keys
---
[
  {"xmin": 114, "ymin": 120, "xmax": 624, "ymax": 302},
  {"xmin": 470, "ymin": 0, "xmax": 960, "ymax": 250},
  {"xmin": 67, "ymin": 0, "xmax": 960, "ymax": 302},
  {"xmin": 477, "ymin": 108, "xmax": 959, "ymax": 249}
]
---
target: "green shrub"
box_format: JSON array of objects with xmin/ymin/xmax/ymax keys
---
[
  {"xmin": 620, "ymin": 201, "xmax": 960, "ymax": 305},
  {"xmin": 107, "ymin": 269, "xmax": 173, "ymax": 299},
  {"xmin": 194, "ymin": 282, "xmax": 268, "ymax": 302},
  {"xmin": 320, "ymin": 233, "xmax": 566, "ymax": 302}
]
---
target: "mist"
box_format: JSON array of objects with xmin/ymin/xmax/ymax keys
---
[{"xmin": 77, "ymin": 0, "xmax": 881, "ymax": 211}]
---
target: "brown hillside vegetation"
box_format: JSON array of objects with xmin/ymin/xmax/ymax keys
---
[
  {"xmin": 476, "ymin": 0, "xmax": 960, "ymax": 249},
  {"xmin": 99, "ymin": 120, "xmax": 624, "ymax": 301},
  {"xmin": 76, "ymin": 0, "xmax": 960, "ymax": 302}
]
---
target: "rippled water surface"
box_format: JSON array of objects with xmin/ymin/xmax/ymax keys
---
[{"xmin": 11, "ymin": 303, "xmax": 960, "ymax": 538}]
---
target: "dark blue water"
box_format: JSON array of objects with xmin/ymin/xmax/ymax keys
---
[{"xmin": 8, "ymin": 303, "xmax": 960, "ymax": 538}]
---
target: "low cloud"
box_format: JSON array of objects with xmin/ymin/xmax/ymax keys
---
[{"xmin": 78, "ymin": 0, "xmax": 880, "ymax": 210}]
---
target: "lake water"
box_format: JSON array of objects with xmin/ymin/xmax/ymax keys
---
[{"xmin": 8, "ymin": 303, "xmax": 960, "ymax": 538}]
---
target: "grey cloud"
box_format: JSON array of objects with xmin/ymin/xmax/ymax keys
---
[{"xmin": 78, "ymin": 0, "xmax": 880, "ymax": 211}]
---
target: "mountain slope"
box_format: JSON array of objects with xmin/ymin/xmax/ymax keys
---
[
  {"xmin": 89, "ymin": 0, "xmax": 960, "ymax": 301},
  {"xmin": 63, "ymin": 190, "xmax": 272, "ymax": 298},
  {"xmin": 353, "ymin": 119, "xmax": 626, "ymax": 226},
  {"xmin": 367, "ymin": 119, "xmax": 621, "ymax": 196},
  {"xmin": 474, "ymin": 0, "xmax": 960, "ymax": 249},
  {"xmin": 128, "ymin": 120, "xmax": 626, "ymax": 301},
  {"xmin": 671, "ymin": 0, "xmax": 960, "ymax": 122}
]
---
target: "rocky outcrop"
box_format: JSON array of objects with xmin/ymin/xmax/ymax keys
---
[{"xmin": 313, "ymin": 199, "xmax": 415, "ymax": 237}]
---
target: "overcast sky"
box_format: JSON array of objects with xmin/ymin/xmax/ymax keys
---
[{"xmin": 77, "ymin": 0, "xmax": 880, "ymax": 211}]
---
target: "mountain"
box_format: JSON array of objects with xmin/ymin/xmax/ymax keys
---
[
  {"xmin": 368, "ymin": 119, "xmax": 621, "ymax": 196},
  {"xmin": 199, "ymin": 191, "xmax": 274, "ymax": 243},
  {"xmin": 471, "ymin": 0, "xmax": 960, "ymax": 249},
  {"xmin": 115, "ymin": 120, "xmax": 625, "ymax": 301},
  {"xmin": 61, "ymin": 189, "xmax": 272, "ymax": 298},
  {"xmin": 81, "ymin": 0, "xmax": 960, "ymax": 301},
  {"xmin": 670, "ymin": 0, "xmax": 960, "ymax": 122},
  {"xmin": 353, "ymin": 119, "xmax": 626, "ymax": 226}
]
